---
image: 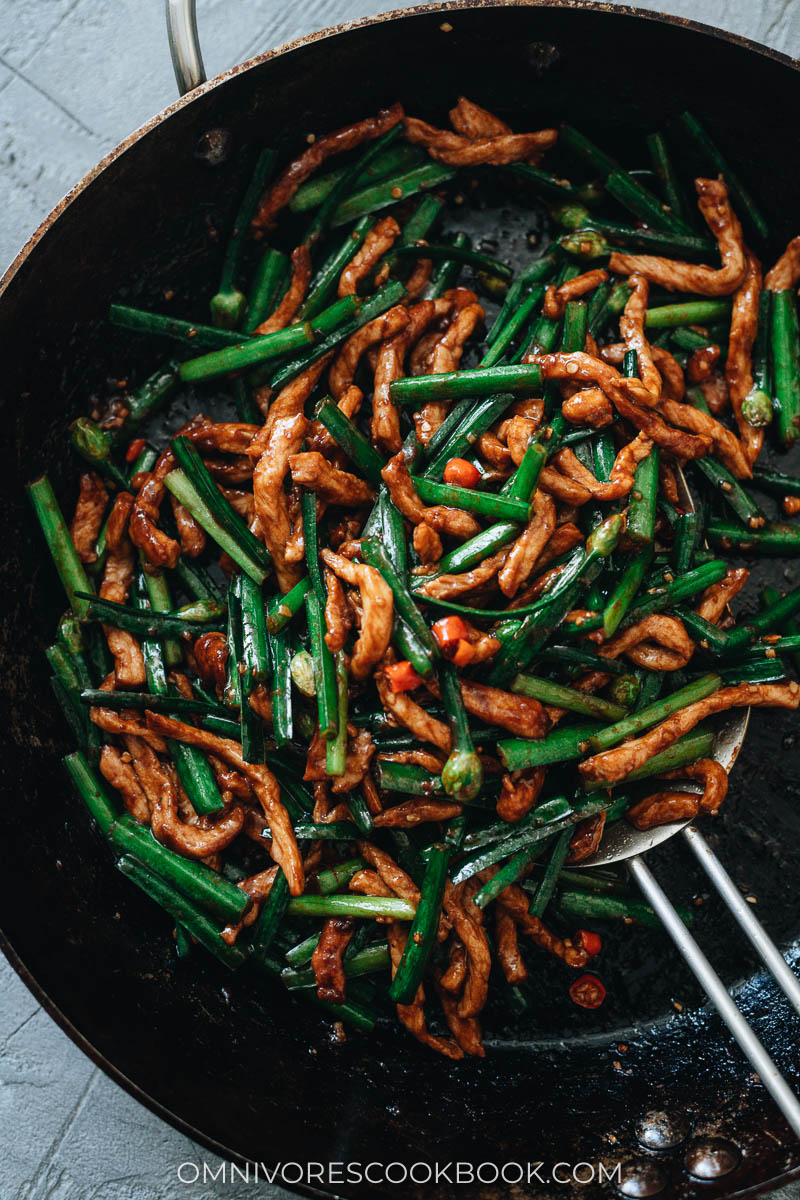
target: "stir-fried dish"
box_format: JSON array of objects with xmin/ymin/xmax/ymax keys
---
[{"xmin": 30, "ymin": 98, "xmax": 800, "ymax": 1058}]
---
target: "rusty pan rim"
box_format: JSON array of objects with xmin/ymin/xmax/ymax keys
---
[{"xmin": 1, "ymin": 3, "xmax": 800, "ymax": 1196}]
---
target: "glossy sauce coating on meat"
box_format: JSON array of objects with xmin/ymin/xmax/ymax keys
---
[
  {"xmin": 403, "ymin": 115, "xmax": 557, "ymax": 165},
  {"xmin": 580, "ymin": 683, "xmax": 800, "ymax": 785},
  {"xmin": 609, "ymin": 178, "xmax": 746, "ymax": 295},
  {"xmin": 256, "ymin": 246, "xmax": 311, "ymax": 333},
  {"xmin": 70, "ymin": 472, "xmax": 108, "ymax": 563},
  {"xmin": 252, "ymin": 104, "xmax": 404, "ymax": 228},
  {"xmin": 311, "ymin": 918, "xmax": 355, "ymax": 1003}
]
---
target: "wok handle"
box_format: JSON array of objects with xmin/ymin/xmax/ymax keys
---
[
  {"xmin": 628, "ymin": 853, "xmax": 800, "ymax": 1141},
  {"xmin": 166, "ymin": 0, "xmax": 206, "ymax": 95},
  {"xmin": 682, "ymin": 824, "xmax": 800, "ymax": 1018}
]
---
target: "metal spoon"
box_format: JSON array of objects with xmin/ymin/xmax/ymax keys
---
[{"xmin": 578, "ymin": 467, "xmax": 800, "ymax": 1137}]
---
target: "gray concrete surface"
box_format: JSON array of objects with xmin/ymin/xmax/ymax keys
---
[{"xmin": 2, "ymin": 1, "xmax": 800, "ymax": 1197}]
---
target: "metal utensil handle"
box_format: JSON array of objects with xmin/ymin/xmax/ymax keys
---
[
  {"xmin": 628, "ymin": 854, "xmax": 800, "ymax": 1140},
  {"xmin": 166, "ymin": 0, "xmax": 206, "ymax": 95},
  {"xmin": 682, "ymin": 824, "xmax": 800, "ymax": 1019}
]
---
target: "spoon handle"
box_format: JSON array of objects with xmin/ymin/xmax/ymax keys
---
[
  {"xmin": 682, "ymin": 824, "xmax": 800, "ymax": 1019},
  {"xmin": 628, "ymin": 854, "xmax": 800, "ymax": 1141}
]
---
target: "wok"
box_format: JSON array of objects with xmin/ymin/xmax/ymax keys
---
[{"xmin": 2, "ymin": 3, "xmax": 800, "ymax": 1196}]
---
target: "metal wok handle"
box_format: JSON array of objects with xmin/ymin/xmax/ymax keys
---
[{"xmin": 166, "ymin": 0, "xmax": 206, "ymax": 95}]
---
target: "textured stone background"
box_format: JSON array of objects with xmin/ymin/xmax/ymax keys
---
[{"xmin": 2, "ymin": 1, "xmax": 800, "ymax": 1197}]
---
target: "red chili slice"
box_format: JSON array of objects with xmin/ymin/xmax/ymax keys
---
[
  {"xmin": 575, "ymin": 929, "xmax": 602, "ymax": 957},
  {"xmin": 569, "ymin": 973, "xmax": 606, "ymax": 1009},
  {"xmin": 385, "ymin": 660, "xmax": 424, "ymax": 693},
  {"xmin": 126, "ymin": 437, "xmax": 147, "ymax": 463},
  {"xmin": 443, "ymin": 458, "xmax": 481, "ymax": 488}
]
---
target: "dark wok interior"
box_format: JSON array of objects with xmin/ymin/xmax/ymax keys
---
[{"xmin": 2, "ymin": 4, "xmax": 800, "ymax": 1195}]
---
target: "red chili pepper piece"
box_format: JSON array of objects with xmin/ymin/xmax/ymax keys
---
[
  {"xmin": 432, "ymin": 616, "xmax": 477, "ymax": 666},
  {"xmin": 125, "ymin": 437, "xmax": 147, "ymax": 463},
  {"xmin": 450, "ymin": 639, "xmax": 476, "ymax": 666},
  {"xmin": 575, "ymin": 929, "xmax": 602, "ymax": 957},
  {"xmin": 432, "ymin": 615, "xmax": 470, "ymax": 650},
  {"xmin": 443, "ymin": 458, "xmax": 481, "ymax": 488},
  {"xmin": 569, "ymin": 973, "xmax": 606, "ymax": 1009},
  {"xmin": 385, "ymin": 660, "xmax": 424, "ymax": 693}
]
